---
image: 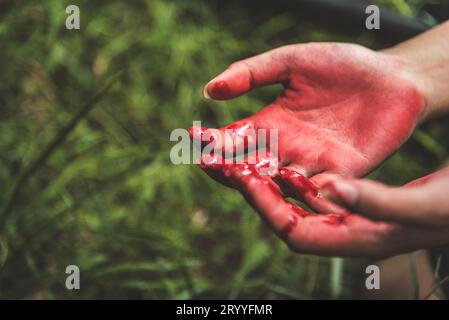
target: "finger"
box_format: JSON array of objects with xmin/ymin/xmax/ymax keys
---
[
  {"xmin": 275, "ymin": 167, "xmax": 318, "ymax": 200},
  {"xmin": 206, "ymin": 161, "xmax": 449, "ymax": 257},
  {"xmin": 273, "ymin": 169, "xmax": 348, "ymax": 215},
  {"xmin": 322, "ymin": 178, "xmax": 449, "ymax": 228},
  {"xmin": 203, "ymin": 45, "xmax": 294, "ymax": 100},
  {"xmin": 194, "ymin": 148, "xmax": 279, "ymax": 189},
  {"xmin": 189, "ymin": 125, "xmax": 231, "ymax": 184},
  {"xmin": 225, "ymin": 164, "xmax": 395, "ymax": 257},
  {"xmin": 189, "ymin": 120, "xmax": 262, "ymax": 158},
  {"xmin": 225, "ymin": 163, "xmax": 312, "ymax": 240},
  {"xmin": 307, "ymin": 172, "xmax": 351, "ymax": 214},
  {"xmin": 225, "ymin": 164, "xmax": 355, "ymax": 244},
  {"xmin": 195, "ymin": 153, "xmax": 234, "ymax": 188}
]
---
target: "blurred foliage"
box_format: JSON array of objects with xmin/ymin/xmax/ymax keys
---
[{"xmin": 0, "ymin": 0, "xmax": 447, "ymax": 299}]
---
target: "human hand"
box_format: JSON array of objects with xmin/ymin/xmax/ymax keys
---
[
  {"xmin": 190, "ymin": 25, "xmax": 449, "ymax": 258},
  {"xmin": 198, "ymin": 43, "xmax": 426, "ymax": 186},
  {"xmin": 323, "ymin": 166, "xmax": 449, "ymax": 229},
  {"xmin": 194, "ymin": 152, "xmax": 449, "ymax": 258},
  {"xmin": 192, "ymin": 42, "xmax": 427, "ymax": 214}
]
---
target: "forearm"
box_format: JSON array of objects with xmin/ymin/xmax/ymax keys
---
[{"xmin": 383, "ymin": 20, "xmax": 449, "ymax": 121}]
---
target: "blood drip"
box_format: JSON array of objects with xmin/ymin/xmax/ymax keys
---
[{"xmin": 189, "ymin": 125, "xmax": 349, "ymax": 239}]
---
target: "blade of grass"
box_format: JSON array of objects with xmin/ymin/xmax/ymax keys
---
[
  {"xmin": 434, "ymin": 254, "xmax": 442, "ymax": 280},
  {"xmin": 423, "ymin": 275, "xmax": 449, "ymax": 300},
  {"xmin": 266, "ymin": 283, "xmax": 310, "ymax": 300},
  {"xmin": 408, "ymin": 254, "xmax": 420, "ymax": 300},
  {"xmin": 412, "ymin": 129, "xmax": 447, "ymax": 160},
  {"xmin": 330, "ymin": 257, "xmax": 344, "ymax": 299}
]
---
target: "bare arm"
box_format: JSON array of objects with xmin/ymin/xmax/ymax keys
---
[{"xmin": 384, "ymin": 20, "xmax": 449, "ymax": 120}]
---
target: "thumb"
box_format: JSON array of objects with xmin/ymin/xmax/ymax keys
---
[
  {"xmin": 322, "ymin": 178, "xmax": 449, "ymax": 228},
  {"xmin": 203, "ymin": 45, "xmax": 294, "ymax": 100}
]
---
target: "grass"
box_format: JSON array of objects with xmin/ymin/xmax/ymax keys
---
[{"xmin": 0, "ymin": 0, "xmax": 447, "ymax": 299}]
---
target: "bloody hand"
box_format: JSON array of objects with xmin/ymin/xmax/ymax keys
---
[
  {"xmin": 201, "ymin": 43, "xmax": 425, "ymax": 186},
  {"xmin": 192, "ymin": 145, "xmax": 449, "ymax": 258},
  {"xmin": 188, "ymin": 43, "xmax": 446, "ymax": 258}
]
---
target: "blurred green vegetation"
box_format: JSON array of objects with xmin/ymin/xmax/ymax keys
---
[{"xmin": 0, "ymin": 0, "xmax": 447, "ymax": 299}]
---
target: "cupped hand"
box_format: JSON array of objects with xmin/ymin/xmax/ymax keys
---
[
  {"xmin": 188, "ymin": 43, "xmax": 448, "ymax": 258},
  {"xmin": 194, "ymin": 150, "xmax": 449, "ymax": 258},
  {"xmin": 199, "ymin": 43, "xmax": 426, "ymax": 187}
]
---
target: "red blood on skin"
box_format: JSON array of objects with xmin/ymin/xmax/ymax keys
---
[
  {"xmin": 202, "ymin": 155, "xmax": 351, "ymax": 237},
  {"xmin": 198, "ymin": 153, "xmax": 224, "ymax": 170},
  {"xmin": 198, "ymin": 145, "xmax": 349, "ymax": 229},
  {"xmin": 189, "ymin": 126, "xmax": 215, "ymax": 147},
  {"xmin": 278, "ymin": 168, "xmax": 319, "ymax": 198},
  {"xmin": 206, "ymin": 45, "xmax": 425, "ymax": 181},
  {"xmin": 280, "ymin": 214, "xmax": 299, "ymax": 240},
  {"xmin": 190, "ymin": 44, "xmax": 431, "ymax": 252},
  {"xmin": 221, "ymin": 121, "xmax": 258, "ymax": 156},
  {"xmin": 190, "ymin": 124, "xmax": 271, "ymax": 164},
  {"xmin": 189, "ymin": 123, "xmax": 351, "ymax": 239},
  {"xmin": 288, "ymin": 203, "xmax": 309, "ymax": 218},
  {"xmin": 208, "ymin": 81, "xmax": 231, "ymax": 100},
  {"xmin": 324, "ymin": 213, "xmax": 350, "ymax": 225},
  {"xmin": 224, "ymin": 121, "xmax": 253, "ymax": 132}
]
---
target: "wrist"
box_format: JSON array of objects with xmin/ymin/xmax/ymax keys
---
[
  {"xmin": 382, "ymin": 22, "xmax": 449, "ymax": 122},
  {"xmin": 381, "ymin": 47, "xmax": 434, "ymax": 124}
]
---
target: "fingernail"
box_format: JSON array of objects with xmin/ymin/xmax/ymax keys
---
[
  {"xmin": 204, "ymin": 80, "xmax": 230, "ymax": 100},
  {"xmin": 203, "ymin": 83, "xmax": 211, "ymax": 99},
  {"xmin": 322, "ymin": 181, "xmax": 359, "ymax": 206}
]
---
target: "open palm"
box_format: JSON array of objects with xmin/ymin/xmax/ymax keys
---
[
  {"xmin": 190, "ymin": 43, "xmax": 437, "ymax": 258},
  {"xmin": 201, "ymin": 43, "xmax": 424, "ymax": 184}
]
